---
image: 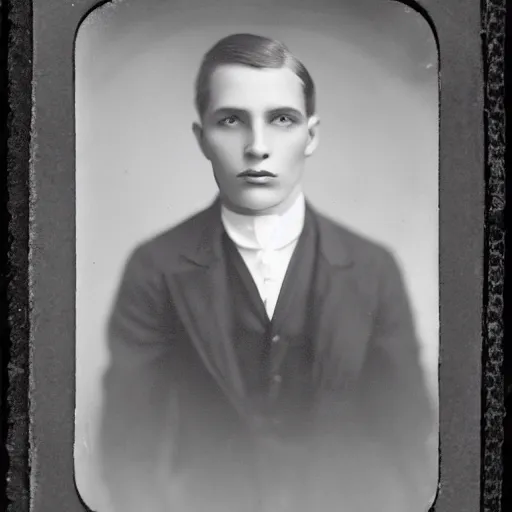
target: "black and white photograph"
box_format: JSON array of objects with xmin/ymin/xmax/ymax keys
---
[{"xmin": 74, "ymin": 1, "xmax": 439, "ymax": 511}]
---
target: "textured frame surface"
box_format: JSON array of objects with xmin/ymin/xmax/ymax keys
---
[
  {"xmin": 4, "ymin": 0, "xmax": 504, "ymax": 510},
  {"xmin": 481, "ymin": 1, "xmax": 506, "ymax": 511}
]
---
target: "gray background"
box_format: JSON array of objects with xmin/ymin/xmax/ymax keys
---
[{"xmin": 74, "ymin": 0, "xmax": 439, "ymax": 509}]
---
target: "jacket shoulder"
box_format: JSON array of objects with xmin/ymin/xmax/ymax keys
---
[
  {"xmin": 314, "ymin": 209, "xmax": 396, "ymax": 268},
  {"xmin": 126, "ymin": 205, "xmax": 215, "ymax": 270}
]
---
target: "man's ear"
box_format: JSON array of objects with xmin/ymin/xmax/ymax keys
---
[
  {"xmin": 192, "ymin": 121, "xmax": 210, "ymax": 161},
  {"xmin": 304, "ymin": 115, "xmax": 320, "ymax": 157}
]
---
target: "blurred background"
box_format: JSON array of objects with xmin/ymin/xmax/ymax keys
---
[{"xmin": 75, "ymin": 0, "xmax": 439, "ymax": 509}]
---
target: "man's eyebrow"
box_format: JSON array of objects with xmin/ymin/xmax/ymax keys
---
[
  {"xmin": 211, "ymin": 107, "xmax": 247, "ymax": 117},
  {"xmin": 267, "ymin": 107, "xmax": 305, "ymax": 118},
  {"xmin": 211, "ymin": 106, "xmax": 305, "ymax": 118}
]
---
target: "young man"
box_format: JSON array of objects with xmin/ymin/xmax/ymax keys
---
[{"xmin": 100, "ymin": 33, "xmax": 435, "ymax": 512}]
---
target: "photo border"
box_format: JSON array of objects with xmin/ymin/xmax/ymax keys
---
[{"xmin": 4, "ymin": 0, "xmax": 505, "ymax": 510}]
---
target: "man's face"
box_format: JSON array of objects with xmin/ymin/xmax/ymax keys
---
[{"xmin": 193, "ymin": 64, "xmax": 319, "ymax": 215}]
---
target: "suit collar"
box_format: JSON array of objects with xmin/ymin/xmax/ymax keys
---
[
  {"xmin": 311, "ymin": 206, "xmax": 354, "ymax": 268},
  {"xmin": 179, "ymin": 198, "xmax": 224, "ymax": 268},
  {"xmin": 170, "ymin": 197, "xmax": 365, "ymax": 413},
  {"xmin": 180, "ymin": 197, "xmax": 354, "ymax": 270}
]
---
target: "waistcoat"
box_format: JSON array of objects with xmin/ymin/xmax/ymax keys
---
[{"xmin": 222, "ymin": 209, "xmax": 320, "ymax": 510}]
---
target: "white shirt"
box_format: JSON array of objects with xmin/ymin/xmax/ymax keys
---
[{"xmin": 221, "ymin": 193, "xmax": 306, "ymax": 319}]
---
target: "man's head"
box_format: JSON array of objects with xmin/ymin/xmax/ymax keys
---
[{"xmin": 192, "ymin": 33, "xmax": 320, "ymax": 215}]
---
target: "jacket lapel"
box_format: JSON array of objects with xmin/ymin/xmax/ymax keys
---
[
  {"xmin": 167, "ymin": 200, "xmax": 374, "ymax": 415},
  {"xmin": 310, "ymin": 208, "xmax": 375, "ymax": 394},
  {"xmin": 169, "ymin": 200, "xmax": 247, "ymax": 411}
]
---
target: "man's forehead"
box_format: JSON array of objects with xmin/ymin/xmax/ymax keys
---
[{"xmin": 206, "ymin": 64, "xmax": 306, "ymax": 114}]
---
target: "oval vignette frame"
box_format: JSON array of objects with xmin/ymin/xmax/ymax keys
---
[{"xmin": 5, "ymin": 0, "xmax": 505, "ymax": 511}]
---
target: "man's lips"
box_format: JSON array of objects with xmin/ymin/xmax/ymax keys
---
[{"xmin": 237, "ymin": 169, "xmax": 277, "ymax": 178}]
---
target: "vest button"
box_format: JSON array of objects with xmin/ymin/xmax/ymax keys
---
[{"xmin": 272, "ymin": 335, "xmax": 280, "ymax": 343}]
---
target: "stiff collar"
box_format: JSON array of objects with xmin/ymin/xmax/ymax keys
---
[
  {"xmin": 220, "ymin": 193, "xmax": 306, "ymax": 251},
  {"xmin": 178, "ymin": 196, "xmax": 353, "ymax": 269}
]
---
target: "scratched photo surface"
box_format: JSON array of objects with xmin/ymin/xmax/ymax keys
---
[{"xmin": 75, "ymin": 0, "xmax": 439, "ymax": 511}]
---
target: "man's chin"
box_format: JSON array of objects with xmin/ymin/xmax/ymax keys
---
[
  {"xmin": 224, "ymin": 191, "xmax": 285, "ymax": 216},
  {"xmin": 219, "ymin": 182, "xmax": 304, "ymax": 215}
]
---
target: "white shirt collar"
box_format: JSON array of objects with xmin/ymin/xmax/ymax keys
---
[{"xmin": 221, "ymin": 193, "xmax": 306, "ymax": 251}]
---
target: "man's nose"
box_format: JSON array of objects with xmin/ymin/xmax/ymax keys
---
[{"xmin": 245, "ymin": 125, "xmax": 270, "ymax": 160}]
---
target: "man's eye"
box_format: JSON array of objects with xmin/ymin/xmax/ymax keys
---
[
  {"xmin": 272, "ymin": 115, "xmax": 294, "ymax": 126},
  {"xmin": 219, "ymin": 115, "xmax": 240, "ymax": 126}
]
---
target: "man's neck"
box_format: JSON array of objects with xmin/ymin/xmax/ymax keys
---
[
  {"xmin": 221, "ymin": 188, "xmax": 304, "ymax": 217},
  {"xmin": 221, "ymin": 191, "xmax": 306, "ymax": 251}
]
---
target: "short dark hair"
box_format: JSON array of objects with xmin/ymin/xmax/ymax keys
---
[{"xmin": 195, "ymin": 33, "xmax": 316, "ymax": 119}]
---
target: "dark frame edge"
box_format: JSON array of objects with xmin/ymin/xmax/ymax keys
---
[
  {"xmin": 5, "ymin": 0, "xmax": 32, "ymax": 510},
  {"xmin": 481, "ymin": 0, "xmax": 507, "ymax": 511}
]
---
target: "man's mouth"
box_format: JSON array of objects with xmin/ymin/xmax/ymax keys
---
[
  {"xmin": 237, "ymin": 169, "xmax": 277, "ymax": 185},
  {"xmin": 237, "ymin": 169, "xmax": 277, "ymax": 178}
]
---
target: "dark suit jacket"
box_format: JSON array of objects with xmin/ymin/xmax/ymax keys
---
[{"xmin": 99, "ymin": 199, "xmax": 436, "ymax": 512}]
